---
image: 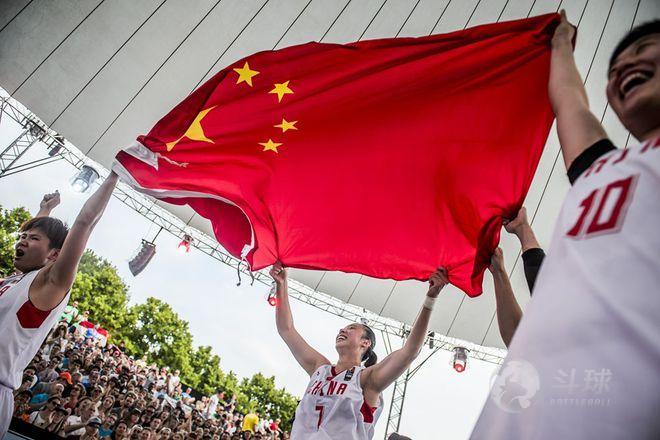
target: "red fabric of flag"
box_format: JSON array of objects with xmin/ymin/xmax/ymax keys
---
[{"xmin": 114, "ymin": 14, "xmax": 559, "ymax": 296}]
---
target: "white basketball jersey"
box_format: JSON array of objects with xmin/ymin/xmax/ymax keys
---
[
  {"xmin": 0, "ymin": 270, "xmax": 70, "ymax": 390},
  {"xmin": 472, "ymin": 138, "xmax": 660, "ymax": 439},
  {"xmin": 291, "ymin": 365, "xmax": 384, "ymax": 440}
]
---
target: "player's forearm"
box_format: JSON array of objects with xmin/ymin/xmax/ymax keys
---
[
  {"xmin": 401, "ymin": 303, "xmax": 432, "ymax": 360},
  {"xmin": 275, "ymin": 280, "xmax": 295, "ymax": 334},
  {"xmin": 35, "ymin": 207, "xmax": 53, "ymax": 218},
  {"xmin": 550, "ymin": 37, "xmax": 608, "ymax": 170},
  {"xmin": 550, "ymin": 39, "xmax": 588, "ymax": 114},
  {"xmin": 45, "ymin": 173, "xmax": 118, "ymax": 294},
  {"xmin": 514, "ymin": 223, "xmax": 541, "ymax": 253},
  {"xmin": 74, "ymin": 172, "xmax": 118, "ymax": 228},
  {"xmin": 492, "ymin": 269, "xmax": 522, "ymax": 348}
]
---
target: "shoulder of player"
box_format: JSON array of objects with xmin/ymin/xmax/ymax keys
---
[
  {"xmin": 358, "ymin": 364, "xmax": 376, "ymax": 387},
  {"xmin": 568, "ymin": 138, "xmax": 618, "ymax": 185},
  {"xmin": 28, "ymin": 265, "xmax": 69, "ymax": 311},
  {"xmin": 312, "ymin": 359, "xmax": 332, "ymax": 374}
]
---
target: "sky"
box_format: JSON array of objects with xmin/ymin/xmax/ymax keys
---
[{"xmin": 0, "ymin": 109, "xmax": 499, "ymax": 439}]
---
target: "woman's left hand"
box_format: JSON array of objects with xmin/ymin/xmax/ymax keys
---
[{"xmin": 427, "ymin": 267, "xmax": 449, "ymax": 298}]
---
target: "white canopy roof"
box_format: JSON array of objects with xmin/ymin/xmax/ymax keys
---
[{"xmin": 1, "ymin": 0, "xmax": 656, "ymax": 351}]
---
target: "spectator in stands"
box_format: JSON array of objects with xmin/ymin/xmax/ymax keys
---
[
  {"xmin": 29, "ymin": 382, "xmax": 64, "ymax": 410},
  {"xmin": 13, "ymin": 390, "xmax": 32, "ymax": 421},
  {"xmin": 64, "ymin": 383, "xmax": 86, "ymax": 410},
  {"xmin": 167, "ymin": 369, "xmax": 181, "ymax": 395},
  {"xmin": 113, "ymin": 421, "xmax": 130, "ymax": 440},
  {"xmin": 63, "ymin": 397, "xmax": 95, "ymax": 437},
  {"xmin": 61, "ymin": 300, "xmax": 80, "ymax": 324},
  {"xmin": 45, "ymin": 406, "xmax": 69, "ymax": 436},
  {"xmin": 97, "ymin": 394, "xmax": 114, "ymax": 418},
  {"xmin": 98, "ymin": 412, "xmax": 116, "ymax": 438},
  {"xmin": 37, "ymin": 357, "xmax": 61, "ymax": 382},
  {"xmin": 79, "ymin": 416, "xmax": 102, "ymax": 440},
  {"xmin": 10, "ymin": 317, "xmax": 292, "ymax": 439},
  {"xmin": 28, "ymin": 395, "xmax": 62, "ymax": 428}
]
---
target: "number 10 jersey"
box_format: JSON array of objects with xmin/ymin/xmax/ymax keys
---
[{"xmin": 472, "ymin": 137, "xmax": 660, "ymax": 439}]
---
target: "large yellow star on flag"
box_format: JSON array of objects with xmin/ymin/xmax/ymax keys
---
[
  {"xmin": 165, "ymin": 106, "xmax": 216, "ymax": 152},
  {"xmin": 233, "ymin": 62, "xmax": 259, "ymax": 87},
  {"xmin": 269, "ymin": 81, "xmax": 294, "ymax": 103},
  {"xmin": 274, "ymin": 118, "xmax": 298, "ymax": 132},
  {"xmin": 259, "ymin": 139, "xmax": 282, "ymax": 153}
]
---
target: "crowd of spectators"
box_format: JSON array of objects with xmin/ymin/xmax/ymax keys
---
[{"xmin": 11, "ymin": 303, "xmax": 290, "ymax": 440}]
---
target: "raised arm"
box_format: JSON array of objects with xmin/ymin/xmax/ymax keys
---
[
  {"xmin": 35, "ymin": 191, "xmax": 61, "ymax": 218},
  {"xmin": 550, "ymin": 10, "xmax": 608, "ymax": 170},
  {"xmin": 503, "ymin": 207, "xmax": 545, "ymax": 293},
  {"xmin": 489, "ymin": 248, "xmax": 523, "ymax": 348},
  {"xmin": 271, "ymin": 262, "xmax": 330, "ymax": 376},
  {"xmin": 31, "ymin": 172, "xmax": 118, "ymax": 310},
  {"xmin": 362, "ymin": 268, "xmax": 448, "ymax": 394}
]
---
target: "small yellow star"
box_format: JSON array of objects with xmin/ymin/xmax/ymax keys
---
[
  {"xmin": 274, "ymin": 118, "xmax": 298, "ymax": 133},
  {"xmin": 233, "ymin": 62, "xmax": 259, "ymax": 87},
  {"xmin": 269, "ymin": 81, "xmax": 294, "ymax": 103},
  {"xmin": 259, "ymin": 139, "xmax": 283, "ymax": 153}
]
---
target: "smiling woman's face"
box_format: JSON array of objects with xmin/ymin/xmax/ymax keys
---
[
  {"xmin": 607, "ymin": 34, "xmax": 660, "ymax": 139},
  {"xmin": 334, "ymin": 323, "xmax": 370, "ymax": 355}
]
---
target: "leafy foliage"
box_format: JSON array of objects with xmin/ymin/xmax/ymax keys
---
[
  {"xmin": 71, "ymin": 251, "xmax": 136, "ymax": 345},
  {"xmin": 238, "ymin": 373, "xmax": 299, "ymax": 430},
  {"xmin": 0, "ymin": 205, "xmax": 31, "ymax": 277}
]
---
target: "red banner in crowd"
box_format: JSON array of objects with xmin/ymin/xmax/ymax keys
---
[{"xmin": 114, "ymin": 14, "xmax": 559, "ymax": 296}]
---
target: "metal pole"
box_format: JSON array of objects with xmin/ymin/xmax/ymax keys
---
[{"xmin": 384, "ymin": 368, "xmax": 412, "ymax": 438}]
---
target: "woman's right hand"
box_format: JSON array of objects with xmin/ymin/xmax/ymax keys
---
[
  {"xmin": 269, "ymin": 261, "xmax": 287, "ymax": 285},
  {"xmin": 552, "ymin": 10, "xmax": 576, "ymax": 48}
]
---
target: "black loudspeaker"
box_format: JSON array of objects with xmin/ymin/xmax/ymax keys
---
[{"xmin": 128, "ymin": 240, "xmax": 156, "ymax": 276}]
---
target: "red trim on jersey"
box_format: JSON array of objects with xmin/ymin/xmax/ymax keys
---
[
  {"xmin": 360, "ymin": 400, "xmax": 377, "ymax": 423},
  {"xmin": 16, "ymin": 299, "xmax": 51, "ymax": 329}
]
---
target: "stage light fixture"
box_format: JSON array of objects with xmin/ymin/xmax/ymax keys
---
[
  {"xmin": 48, "ymin": 134, "xmax": 65, "ymax": 156},
  {"xmin": 267, "ymin": 282, "xmax": 278, "ymax": 306},
  {"xmin": 128, "ymin": 240, "xmax": 156, "ymax": 276},
  {"xmin": 452, "ymin": 346, "xmax": 469, "ymax": 373},
  {"xmin": 71, "ymin": 165, "xmax": 99, "ymax": 193},
  {"xmin": 177, "ymin": 234, "xmax": 193, "ymax": 253}
]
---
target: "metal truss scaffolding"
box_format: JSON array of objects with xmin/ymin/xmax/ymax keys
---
[
  {"xmin": 0, "ymin": 99, "xmax": 49, "ymax": 178},
  {"xmin": 1, "ymin": 94, "xmax": 504, "ymax": 439}
]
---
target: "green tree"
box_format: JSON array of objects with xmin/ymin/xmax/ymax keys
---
[
  {"xmin": 0, "ymin": 205, "xmax": 31, "ymax": 276},
  {"xmin": 71, "ymin": 250, "xmax": 135, "ymax": 341},
  {"xmin": 187, "ymin": 345, "xmax": 225, "ymax": 394},
  {"xmin": 126, "ymin": 297, "xmax": 195, "ymax": 379},
  {"xmin": 237, "ymin": 373, "xmax": 298, "ymax": 431}
]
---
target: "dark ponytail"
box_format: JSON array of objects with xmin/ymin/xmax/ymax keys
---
[
  {"xmin": 360, "ymin": 324, "xmax": 378, "ymax": 367},
  {"xmin": 363, "ymin": 348, "xmax": 378, "ymax": 367}
]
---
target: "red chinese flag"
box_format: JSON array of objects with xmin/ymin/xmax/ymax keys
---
[{"xmin": 114, "ymin": 14, "xmax": 559, "ymax": 296}]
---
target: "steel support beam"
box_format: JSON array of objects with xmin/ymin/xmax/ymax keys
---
[
  {"xmin": 385, "ymin": 368, "xmax": 412, "ymax": 438},
  {"xmin": 0, "ymin": 120, "xmax": 44, "ymax": 177}
]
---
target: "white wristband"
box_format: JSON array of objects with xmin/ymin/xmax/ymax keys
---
[{"xmin": 423, "ymin": 296, "xmax": 436, "ymax": 310}]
